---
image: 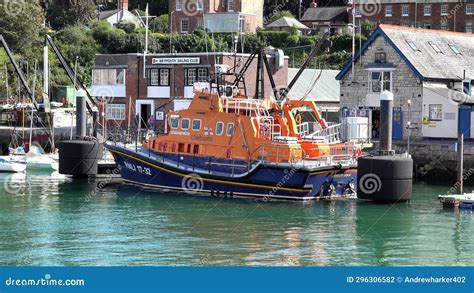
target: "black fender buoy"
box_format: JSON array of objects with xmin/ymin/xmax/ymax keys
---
[
  {"xmin": 58, "ymin": 140, "xmax": 103, "ymax": 178},
  {"xmin": 357, "ymin": 155, "xmax": 413, "ymax": 202}
]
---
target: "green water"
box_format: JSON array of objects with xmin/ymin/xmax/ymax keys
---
[{"xmin": 0, "ymin": 172, "xmax": 473, "ymax": 266}]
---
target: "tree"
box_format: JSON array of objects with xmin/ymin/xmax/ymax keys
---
[
  {"xmin": 150, "ymin": 15, "xmax": 169, "ymax": 33},
  {"xmin": 0, "ymin": 0, "xmax": 44, "ymax": 55},
  {"xmin": 47, "ymin": 0, "xmax": 97, "ymax": 30}
]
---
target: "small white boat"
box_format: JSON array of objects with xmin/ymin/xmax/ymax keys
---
[
  {"xmin": 23, "ymin": 145, "xmax": 59, "ymax": 171},
  {"xmin": 0, "ymin": 158, "xmax": 26, "ymax": 173},
  {"xmin": 439, "ymin": 193, "xmax": 474, "ymax": 208}
]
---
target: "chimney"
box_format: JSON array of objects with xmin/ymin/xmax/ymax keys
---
[
  {"xmin": 310, "ymin": 0, "xmax": 317, "ymax": 8},
  {"xmin": 119, "ymin": 0, "xmax": 129, "ymax": 11}
]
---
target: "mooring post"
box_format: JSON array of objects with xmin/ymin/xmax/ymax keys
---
[
  {"xmin": 379, "ymin": 91, "xmax": 393, "ymax": 153},
  {"xmin": 76, "ymin": 89, "xmax": 87, "ymax": 138},
  {"xmin": 457, "ymin": 133, "xmax": 464, "ymax": 195}
]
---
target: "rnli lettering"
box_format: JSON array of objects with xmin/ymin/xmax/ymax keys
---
[
  {"xmin": 124, "ymin": 161, "xmax": 152, "ymax": 176},
  {"xmin": 191, "ymin": 135, "xmax": 213, "ymax": 142}
]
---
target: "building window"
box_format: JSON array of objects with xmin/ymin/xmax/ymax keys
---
[
  {"xmin": 92, "ymin": 69, "xmax": 125, "ymax": 85},
  {"xmin": 228, "ymin": 0, "xmax": 235, "ymax": 12},
  {"xmin": 467, "ymin": 22, "xmax": 473, "ymax": 34},
  {"xmin": 429, "ymin": 42, "xmax": 442, "ymax": 54},
  {"xmin": 424, "ymin": 5, "xmax": 432, "ymax": 16},
  {"xmin": 185, "ymin": 68, "xmax": 208, "ymax": 85},
  {"xmin": 467, "ymin": 4, "xmax": 474, "ymax": 15},
  {"xmin": 176, "ymin": 0, "xmax": 182, "ymax": 11},
  {"xmin": 148, "ymin": 69, "xmax": 170, "ymax": 86},
  {"xmin": 227, "ymin": 123, "xmax": 234, "ymax": 136},
  {"xmin": 185, "ymin": 68, "xmax": 196, "ymax": 86},
  {"xmin": 385, "ymin": 5, "xmax": 392, "ymax": 17},
  {"xmin": 181, "ymin": 118, "xmax": 190, "ymax": 130},
  {"xmin": 180, "ymin": 19, "xmax": 189, "ymax": 33},
  {"xmin": 423, "ymin": 22, "xmax": 431, "ymax": 29},
  {"xmin": 440, "ymin": 19, "xmax": 449, "ymax": 31},
  {"xmin": 402, "ymin": 5, "xmax": 409, "ymax": 16},
  {"xmin": 355, "ymin": 7, "xmax": 362, "ymax": 17},
  {"xmin": 197, "ymin": 0, "xmax": 203, "ymax": 10},
  {"xmin": 192, "ymin": 119, "xmax": 202, "ymax": 131},
  {"xmin": 216, "ymin": 122, "xmax": 224, "ymax": 136},
  {"xmin": 449, "ymin": 44, "xmax": 461, "ymax": 55},
  {"xmin": 106, "ymin": 104, "xmax": 126, "ymax": 120},
  {"xmin": 239, "ymin": 17, "xmax": 245, "ymax": 32},
  {"xmin": 441, "ymin": 4, "xmax": 449, "ymax": 16},
  {"xmin": 197, "ymin": 17, "xmax": 204, "ymax": 28},
  {"xmin": 429, "ymin": 104, "xmax": 442, "ymax": 121},
  {"xmin": 369, "ymin": 71, "xmax": 391, "ymax": 93}
]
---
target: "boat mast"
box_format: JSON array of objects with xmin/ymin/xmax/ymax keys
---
[{"xmin": 29, "ymin": 60, "xmax": 37, "ymax": 149}]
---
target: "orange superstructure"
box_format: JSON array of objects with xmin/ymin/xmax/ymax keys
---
[{"xmin": 143, "ymin": 90, "xmax": 360, "ymax": 165}]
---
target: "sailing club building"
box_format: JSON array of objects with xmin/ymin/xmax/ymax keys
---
[{"xmin": 91, "ymin": 52, "xmax": 288, "ymax": 129}]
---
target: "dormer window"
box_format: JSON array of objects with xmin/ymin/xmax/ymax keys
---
[{"xmin": 375, "ymin": 52, "xmax": 386, "ymax": 63}]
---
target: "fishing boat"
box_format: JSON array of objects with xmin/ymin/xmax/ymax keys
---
[
  {"xmin": 107, "ymin": 38, "xmax": 367, "ymax": 201},
  {"xmin": 0, "ymin": 158, "xmax": 26, "ymax": 173}
]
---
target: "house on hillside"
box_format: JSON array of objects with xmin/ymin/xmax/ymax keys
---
[
  {"xmin": 169, "ymin": 0, "xmax": 264, "ymax": 33},
  {"xmin": 336, "ymin": 24, "xmax": 474, "ymax": 141},
  {"xmin": 301, "ymin": 0, "xmax": 351, "ymax": 35},
  {"xmin": 265, "ymin": 17, "xmax": 310, "ymax": 34},
  {"xmin": 99, "ymin": 0, "xmax": 141, "ymax": 26}
]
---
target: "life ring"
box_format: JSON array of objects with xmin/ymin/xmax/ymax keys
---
[{"xmin": 295, "ymin": 113, "xmax": 302, "ymax": 124}]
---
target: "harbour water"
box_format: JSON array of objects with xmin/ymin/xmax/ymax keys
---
[{"xmin": 1, "ymin": 172, "xmax": 473, "ymax": 266}]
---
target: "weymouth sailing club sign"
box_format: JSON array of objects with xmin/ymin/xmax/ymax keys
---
[{"xmin": 152, "ymin": 57, "xmax": 200, "ymax": 65}]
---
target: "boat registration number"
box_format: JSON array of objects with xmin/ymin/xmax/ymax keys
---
[{"xmin": 124, "ymin": 161, "xmax": 152, "ymax": 176}]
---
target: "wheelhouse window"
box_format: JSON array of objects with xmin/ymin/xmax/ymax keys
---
[
  {"xmin": 227, "ymin": 123, "xmax": 234, "ymax": 136},
  {"xmin": 93, "ymin": 69, "xmax": 125, "ymax": 85},
  {"xmin": 429, "ymin": 104, "xmax": 442, "ymax": 121},
  {"xmin": 368, "ymin": 71, "xmax": 391, "ymax": 93},
  {"xmin": 181, "ymin": 118, "xmax": 190, "ymax": 130},
  {"xmin": 192, "ymin": 119, "xmax": 202, "ymax": 131},
  {"xmin": 148, "ymin": 68, "xmax": 170, "ymax": 86},
  {"xmin": 106, "ymin": 104, "xmax": 125, "ymax": 120},
  {"xmin": 170, "ymin": 116, "xmax": 179, "ymax": 129},
  {"xmin": 216, "ymin": 122, "xmax": 224, "ymax": 136}
]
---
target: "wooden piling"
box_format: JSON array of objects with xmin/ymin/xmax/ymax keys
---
[{"xmin": 457, "ymin": 134, "xmax": 464, "ymax": 195}]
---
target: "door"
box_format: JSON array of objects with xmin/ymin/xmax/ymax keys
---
[
  {"xmin": 392, "ymin": 107, "xmax": 403, "ymax": 140},
  {"xmin": 136, "ymin": 100, "xmax": 154, "ymax": 129},
  {"xmin": 459, "ymin": 106, "xmax": 471, "ymax": 139}
]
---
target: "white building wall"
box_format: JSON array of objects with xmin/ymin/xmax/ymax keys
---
[{"xmin": 421, "ymin": 86, "xmax": 459, "ymax": 139}]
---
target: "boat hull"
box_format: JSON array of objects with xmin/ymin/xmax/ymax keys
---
[{"xmin": 107, "ymin": 145, "xmax": 358, "ymax": 201}]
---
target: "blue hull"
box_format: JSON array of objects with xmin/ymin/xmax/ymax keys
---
[{"xmin": 107, "ymin": 145, "xmax": 358, "ymax": 201}]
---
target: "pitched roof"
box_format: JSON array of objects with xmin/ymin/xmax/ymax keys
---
[
  {"xmin": 301, "ymin": 7, "xmax": 348, "ymax": 22},
  {"xmin": 266, "ymin": 17, "xmax": 309, "ymax": 30},
  {"xmin": 288, "ymin": 69, "xmax": 340, "ymax": 102},
  {"xmin": 99, "ymin": 10, "xmax": 118, "ymax": 20},
  {"xmin": 337, "ymin": 24, "xmax": 474, "ymax": 81}
]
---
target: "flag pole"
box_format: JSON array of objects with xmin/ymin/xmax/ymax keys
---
[{"xmin": 352, "ymin": 0, "xmax": 356, "ymax": 81}]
